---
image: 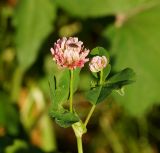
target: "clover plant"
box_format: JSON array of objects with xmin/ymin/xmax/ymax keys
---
[{"xmin": 49, "ymin": 37, "xmax": 135, "ymax": 153}]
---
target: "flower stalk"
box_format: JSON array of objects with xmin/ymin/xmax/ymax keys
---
[
  {"xmin": 100, "ymin": 69, "xmax": 103, "ymax": 85},
  {"xmin": 84, "ymin": 105, "xmax": 96, "ymax": 127},
  {"xmin": 70, "ymin": 69, "xmax": 74, "ymax": 113}
]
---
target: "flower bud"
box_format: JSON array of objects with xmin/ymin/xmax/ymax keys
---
[{"xmin": 89, "ymin": 56, "xmax": 108, "ymax": 72}]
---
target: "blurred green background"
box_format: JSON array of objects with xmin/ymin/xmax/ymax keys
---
[{"xmin": 0, "ymin": 0, "xmax": 160, "ymax": 153}]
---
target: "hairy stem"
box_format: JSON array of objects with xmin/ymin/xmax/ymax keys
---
[{"xmin": 70, "ymin": 69, "xmax": 74, "ymax": 113}]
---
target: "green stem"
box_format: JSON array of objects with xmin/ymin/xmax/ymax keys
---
[
  {"xmin": 70, "ymin": 69, "xmax": 74, "ymax": 113},
  {"xmin": 84, "ymin": 105, "xmax": 96, "ymax": 127},
  {"xmin": 76, "ymin": 136, "xmax": 83, "ymax": 153},
  {"xmin": 100, "ymin": 69, "xmax": 103, "ymax": 85}
]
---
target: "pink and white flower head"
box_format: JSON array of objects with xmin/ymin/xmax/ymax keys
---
[
  {"xmin": 50, "ymin": 37, "xmax": 90, "ymax": 69},
  {"xmin": 89, "ymin": 56, "xmax": 108, "ymax": 72}
]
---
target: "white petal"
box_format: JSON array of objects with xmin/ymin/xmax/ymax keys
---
[{"xmin": 50, "ymin": 48, "xmax": 54, "ymax": 55}]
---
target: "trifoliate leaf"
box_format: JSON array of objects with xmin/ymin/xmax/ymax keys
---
[{"xmin": 85, "ymin": 68, "xmax": 135, "ymax": 105}]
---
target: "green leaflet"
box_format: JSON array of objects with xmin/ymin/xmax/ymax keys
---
[
  {"xmin": 85, "ymin": 86, "xmax": 102, "ymax": 105},
  {"xmin": 103, "ymin": 64, "xmax": 111, "ymax": 82},
  {"xmin": 90, "ymin": 47, "xmax": 110, "ymax": 60},
  {"xmin": 49, "ymin": 69, "xmax": 70, "ymax": 108},
  {"xmin": 107, "ymin": 68, "xmax": 136, "ymax": 89}
]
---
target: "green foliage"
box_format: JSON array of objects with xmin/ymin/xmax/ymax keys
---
[
  {"xmin": 5, "ymin": 140, "xmax": 28, "ymax": 153},
  {"xmin": 86, "ymin": 68, "xmax": 135, "ymax": 105},
  {"xmin": 107, "ymin": 68, "xmax": 136, "ymax": 89},
  {"xmin": 54, "ymin": 0, "xmax": 150, "ymax": 18},
  {"xmin": 103, "ymin": 65, "xmax": 111, "ymax": 82},
  {"xmin": 49, "ymin": 69, "xmax": 70, "ymax": 108},
  {"xmin": 86, "ymin": 47, "xmax": 135, "ymax": 105},
  {"xmin": 90, "ymin": 47, "xmax": 110, "ymax": 60},
  {"xmin": 13, "ymin": 0, "xmax": 56, "ymax": 71},
  {"xmin": 50, "ymin": 108, "xmax": 79, "ymax": 128},
  {"xmin": 0, "ymin": 92, "xmax": 19, "ymax": 135},
  {"xmin": 49, "ymin": 69, "xmax": 79, "ymax": 128},
  {"xmin": 85, "ymin": 86, "xmax": 102, "ymax": 105},
  {"xmin": 105, "ymin": 3, "xmax": 160, "ymax": 116}
]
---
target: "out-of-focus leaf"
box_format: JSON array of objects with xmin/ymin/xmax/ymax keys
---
[
  {"xmin": 4, "ymin": 139, "xmax": 45, "ymax": 153},
  {"xmin": 54, "ymin": 0, "xmax": 154, "ymax": 18},
  {"xmin": 40, "ymin": 115, "xmax": 57, "ymax": 152},
  {"xmin": 0, "ymin": 92, "xmax": 19, "ymax": 135},
  {"xmin": 105, "ymin": 4, "xmax": 160, "ymax": 116},
  {"xmin": 0, "ymin": 6, "xmax": 13, "ymax": 51},
  {"xmin": 5, "ymin": 140, "xmax": 27, "ymax": 153},
  {"xmin": 50, "ymin": 108, "xmax": 79, "ymax": 128},
  {"xmin": 13, "ymin": 0, "xmax": 56, "ymax": 70},
  {"xmin": 78, "ymin": 73, "xmax": 95, "ymax": 91},
  {"xmin": 16, "ymin": 86, "xmax": 57, "ymax": 152}
]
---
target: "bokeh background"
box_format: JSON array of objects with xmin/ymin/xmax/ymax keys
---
[{"xmin": 0, "ymin": 0, "xmax": 160, "ymax": 153}]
